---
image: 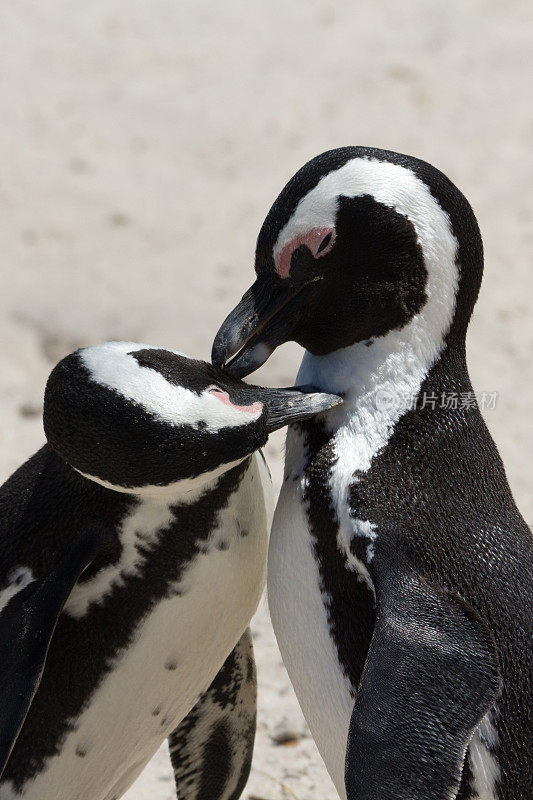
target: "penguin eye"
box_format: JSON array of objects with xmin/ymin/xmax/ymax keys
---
[
  {"xmin": 316, "ymin": 231, "xmax": 333, "ymax": 255},
  {"xmin": 206, "ymin": 386, "xmax": 263, "ymax": 415},
  {"xmin": 206, "ymin": 386, "xmax": 226, "ymax": 400},
  {"xmin": 312, "ymin": 227, "xmax": 336, "ymax": 259},
  {"xmin": 275, "ymin": 226, "xmax": 335, "ymax": 278}
]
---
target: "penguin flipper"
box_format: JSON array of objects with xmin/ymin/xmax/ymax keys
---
[
  {"xmin": 0, "ymin": 527, "xmax": 104, "ymax": 777},
  {"xmin": 345, "ymin": 547, "xmax": 501, "ymax": 800},
  {"xmin": 168, "ymin": 626, "xmax": 257, "ymax": 800}
]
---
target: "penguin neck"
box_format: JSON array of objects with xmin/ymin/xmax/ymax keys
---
[
  {"xmin": 291, "ymin": 328, "xmax": 472, "ymax": 566},
  {"xmin": 75, "ymin": 456, "xmax": 251, "ymax": 505},
  {"xmin": 296, "ymin": 320, "xmax": 470, "ymax": 455}
]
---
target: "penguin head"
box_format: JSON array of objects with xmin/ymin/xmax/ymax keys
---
[
  {"xmin": 212, "ymin": 147, "xmax": 483, "ymax": 377},
  {"xmin": 43, "ymin": 342, "xmax": 340, "ymax": 493}
]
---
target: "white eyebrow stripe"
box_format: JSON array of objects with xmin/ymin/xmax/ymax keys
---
[
  {"xmin": 80, "ymin": 342, "xmax": 262, "ymax": 431},
  {"xmin": 273, "ymin": 157, "xmax": 458, "ymax": 296}
]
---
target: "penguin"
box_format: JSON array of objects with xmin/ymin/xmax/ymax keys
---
[
  {"xmin": 0, "ymin": 340, "xmax": 340, "ymax": 800},
  {"xmin": 212, "ymin": 147, "xmax": 533, "ymax": 800}
]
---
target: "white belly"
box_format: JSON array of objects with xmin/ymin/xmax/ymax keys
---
[
  {"xmin": 269, "ymin": 467, "xmax": 499, "ymax": 800},
  {"xmin": 268, "ymin": 478, "xmax": 354, "ymax": 800},
  {"xmin": 2, "ymin": 455, "xmax": 269, "ymax": 800}
]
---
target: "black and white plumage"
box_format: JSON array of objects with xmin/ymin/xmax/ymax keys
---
[
  {"xmin": 212, "ymin": 148, "xmax": 533, "ymax": 800},
  {"xmin": 0, "ymin": 341, "xmax": 340, "ymax": 800}
]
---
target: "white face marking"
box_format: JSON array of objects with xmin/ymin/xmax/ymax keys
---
[
  {"xmin": 269, "ymin": 156, "xmax": 460, "ymax": 793},
  {"xmin": 2, "ymin": 455, "xmax": 270, "ymax": 800},
  {"xmin": 468, "ymin": 709, "xmax": 500, "ymax": 800},
  {"xmin": 0, "ymin": 567, "xmax": 35, "ymax": 614},
  {"xmin": 80, "ymin": 342, "xmax": 262, "ymax": 433}
]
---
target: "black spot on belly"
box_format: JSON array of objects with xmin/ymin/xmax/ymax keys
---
[
  {"xmin": 160, "ymin": 716, "xmax": 169, "ymax": 727},
  {"xmin": 217, "ymin": 540, "xmax": 229, "ymax": 551},
  {"xmin": 152, "ymin": 706, "xmax": 161, "ymax": 717},
  {"xmin": 165, "ymin": 659, "xmax": 178, "ymax": 671},
  {"xmin": 75, "ymin": 744, "xmax": 89, "ymax": 758}
]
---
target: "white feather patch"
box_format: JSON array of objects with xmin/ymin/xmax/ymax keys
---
[
  {"xmin": 0, "ymin": 567, "xmax": 35, "ymax": 614},
  {"xmin": 468, "ymin": 710, "xmax": 500, "ymax": 800},
  {"xmin": 80, "ymin": 342, "xmax": 262, "ymax": 433}
]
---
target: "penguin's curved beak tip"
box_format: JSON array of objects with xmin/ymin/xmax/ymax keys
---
[
  {"xmin": 212, "ymin": 272, "xmax": 310, "ymax": 378},
  {"xmin": 261, "ymin": 386, "xmax": 343, "ymax": 433}
]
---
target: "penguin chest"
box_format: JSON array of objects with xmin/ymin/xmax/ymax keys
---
[
  {"xmin": 268, "ymin": 478, "xmax": 356, "ymax": 800},
  {"xmin": 268, "ymin": 425, "xmax": 377, "ymax": 800},
  {"xmin": 64, "ymin": 552, "xmax": 259, "ymax": 800},
  {"xmin": 2, "ymin": 457, "xmax": 269, "ymax": 800}
]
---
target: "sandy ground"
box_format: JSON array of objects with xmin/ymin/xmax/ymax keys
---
[{"xmin": 1, "ymin": 1, "xmax": 532, "ymax": 798}]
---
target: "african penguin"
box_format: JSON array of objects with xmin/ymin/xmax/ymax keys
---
[
  {"xmin": 212, "ymin": 147, "xmax": 533, "ymax": 800},
  {"xmin": 0, "ymin": 341, "xmax": 340, "ymax": 800}
]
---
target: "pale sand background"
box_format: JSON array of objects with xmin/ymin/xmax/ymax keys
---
[{"xmin": 1, "ymin": 2, "xmax": 532, "ymax": 798}]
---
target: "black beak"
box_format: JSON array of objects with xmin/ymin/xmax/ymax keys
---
[
  {"xmin": 259, "ymin": 385, "xmax": 342, "ymax": 433},
  {"xmin": 212, "ymin": 271, "xmax": 315, "ymax": 378}
]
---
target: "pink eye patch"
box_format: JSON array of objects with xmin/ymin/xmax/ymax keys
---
[
  {"xmin": 276, "ymin": 226, "xmax": 336, "ymax": 279},
  {"xmin": 206, "ymin": 386, "xmax": 263, "ymax": 414}
]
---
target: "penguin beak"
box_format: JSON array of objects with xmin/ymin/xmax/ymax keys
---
[
  {"xmin": 259, "ymin": 386, "xmax": 342, "ymax": 433},
  {"xmin": 212, "ymin": 271, "xmax": 315, "ymax": 378}
]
